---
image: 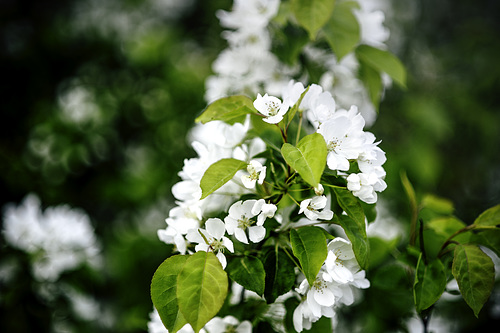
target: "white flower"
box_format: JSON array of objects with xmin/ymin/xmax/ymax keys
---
[
  {"xmin": 2, "ymin": 194, "xmax": 101, "ymax": 282},
  {"xmin": 294, "ymin": 273, "xmax": 337, "ymax": 332},
  {"xmin": 299, "ymin": 196, "xmax": 334, "ymax": 221},
  {"xmin": 324, "ymin": 238, "xmax": 359, "ymax": 284},
  {"xmin": 253, "ymin": 93, "xmax": 289, "ymax": 124},
  {"xmin": 346, "ymin": 172, "xmax": 386, "ymax": 204},
  {"xmin": 186, "ymin": 218, "xmax": 234, "ymax": 269},
  {"xmin": 241, "ymin": 160, "xmax": 266, "ymax": 188},
  {"xmin": 205, "ymin": 315, "xmax": 252, "ymax": 333},
  {"xmin": 224, "ymin": 200, "xmax": 266, "ymax": 244},
  {"xmin": 317, "ymin": 106, "xmax": 367, "ymax": 172},
  {"xmin": 314, "ymin": 184, "xmax": 324, "ymax": 196}
]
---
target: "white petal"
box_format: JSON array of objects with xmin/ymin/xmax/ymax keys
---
[
  {"xmin": 216, "ymin": 252, "xmax": 227, "ymax": 269},
  {"xmin": 236, "ymin": 321, "xmax": 252, "ymax": 333},
  {"xmin": 306, "ymin": 290, "xmax": 322, "ymax": 317},
  {"xmin": 251, "ymin": 199, "xmax": 265, "ymax": 215},
  {"xmin": 241, "ymin": 175, "xmax": 256, "ymax": 189},
  {"xmin": 224, "ymin": 217, "xmax": 238, "ymax": 235},
  {"xmin": 293, "ymin": 303, "xmax": 304, "ymax": 333},
  {"xmin": 222, "ymin": 236, "xmax": 234, "ymax": 253},
  {"xmin": 313, "ymin": 287, "xmax": 335, "ymax": 307},
  {"xmin": 248, "ymin": 226, "xmax": 266, "ymax": 243},
  {"xmin": 234, "ymin": 228, "xmax": 249, "ymax": 244},
  {"xmin": 317, "ymin": 209, "xmax": 333, "ymax": 220},
  {"xmin": 206, "ymin": 218, "xmax": 226, "ymax": 240}
]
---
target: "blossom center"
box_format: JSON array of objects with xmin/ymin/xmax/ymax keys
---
[
  {"xmin": 313, "ymin": 279, "xmax": 327, "ymax": 293},
  {"xmin": 266, "ymin": 101, "xmax": 280, "ymax": 116},
  {"xmin": 224, "ymin": 325, "xmax": 237, "ymax": 333},
  {"xmin": 209, "ymin": 238, "xmax": 225, "ymax": 252},
  {"xmin": 327, "ymin": 139, "xmax": 341, "ymax": 152},
  {"xmin": 238, "ymin": 215, "xmax": 254, "ymax": 229}
]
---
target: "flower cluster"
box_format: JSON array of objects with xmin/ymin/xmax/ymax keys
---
[
  {"xmin": 207, "ymin": 0, "xmax": 393, "ymax": 126},
  {"xmin": 156, "ymin": 77, "xmax": 386, "ymax": 332},
  {"xmin": 261, "ymin": 81, "xmax": 387, "ymax": 204},
  {"xmin": 205, "ymin": 0, "xmax": 294, "ymax": 102},
  {"xmin": 2, "ymin": 194, "xmax": 102, "ymax": 282},
  {"xmin": 293, "ymin": 238, "xmax": 370, "ymax": 332}
]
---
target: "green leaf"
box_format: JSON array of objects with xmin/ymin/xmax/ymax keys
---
[
  {"xmin": 177, "ymin": 252, "xmax": 228, "ymax": 332},
  {"xmin": 358, "ymin": 60, "xmax": 382, "ymax": 110},
  {"xmin": 323, "ymin": 1, "xmax": 360, "ymax": 60},
  {"xmin": 356, "ymin": 44, "xmax": 407, "ymax": 88},
  {"xmin": 226, "ymin": 256, "xmax": 265, "ymax": 296},
  {"xmin": 413, "ymin": 255, "xmax": 446, "ymax": 313},
  {"xmin": 335, "ymin": 214, "xmax": 369, "ymax": 269},
  {"xmin": 291, "ymin": 0, "xmax": 336, "ymax": 40},
  {"xmin": 281, "ymin": 133, "xmax": 327, "ymax": 188},
  {"xmin": 151, "ymin": 255, "xmax": 188, "ymax": 333},
  {"xmin": 200, "ymin": 158, "xmax": 247, "ymax": 199},
  {"xmin": 473, "ymin": 204, "xmax": 500, "ymax": 228},
  {"xmin": 452, "ymin": 244, "xmax": 495, "ymax": 317},
  {"xmin": 333, "ymin": 187, "xmax": 365, "ymax": 228},
  {"xmin": 290, "ymin": 227, "xmax": 328, "ymax": 286},
  {"xmin": 421, "ymin": 194, "xmax": 455, "ymax": 215},
  {"xmin": 263, "ymin": 247, "xmax": 296, "ymax": 303},
  {"xmin": 195, "ymin": 95, "xmax": 257, "ymax": 124},
  {"xmin": 470, "ymin": 203, "xmax": 500, "ymax": 257}
]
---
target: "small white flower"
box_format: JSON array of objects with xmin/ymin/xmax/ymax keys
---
[
  {"xmin": 324, "ymin": 238, "xmax": 358, "ymax": 284},
  {"xmin": 294, "ymin": 273, "xmax": 337, "ymax": 332},
  {"xmin": 224, "ymin": 200, "xmax": 266, "ymax": 244},
  {"xmin": 346, "ymin": 172, "xmax": 386, "ymax": 204},
  {"xmin": 299, "ymin": 196, "xmax": 334, "ymax": 221},
  {"xmin": 314, "ymin": 184, "xmax": 324, "ymax": 196},
  {"xmin": 241, "ymin": 160, "xmax": 266, "ymax": 188},
  {"xmin": 186, "ymin": 218, "xmax": 234, "ymax": 269},
  {"xmin": 253, "ymin": 93, "xmax": 289, "ymax": 124}
]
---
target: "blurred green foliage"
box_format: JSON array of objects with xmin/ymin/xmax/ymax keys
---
[{"xmin": 0, "ymin": 0, "xmax": 499, "ymax": 332}]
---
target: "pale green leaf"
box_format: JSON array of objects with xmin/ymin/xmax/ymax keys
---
[
  {"xmin": 291, "ymin": 0, "xmax": 336, "ymax": 40},
  {"xmin": 195, "ymin": 95, "xmax": 257, "ymax": 124},
  {"xmin": 177, "ymin": 252, "xmax": 228, "ymax": 332},
  {"xmin": 281, "ymin": 133, "xmax": 327, "ymax": 188},
  {"xmin": 335, "ymin": 214, "xmax": 369, "ymax": 269},
  {"xmin": 290, "ymin": 227, "xmax": 328, "ymax": 286},
  {"xmin": 200, "ymin": 158, "xmax": 247, "ymax": 199},
  {"xmin": 473, "ymin": 204, "xmax": 500, "ymax": 228},
  {"xmin": 226, "ymin": 256, "xmax": 265, "ymax": 296},
  {"xmin": 413, "ymin": 255, "xmax": 446, "ymax": 313},
  {"xmin": 452, "ymin": 244, "xmax": 495, "ymax": 317},
  {"xmin": 356, "ymin": 44, "xmax": 407, "ymax": 88},
  {"xmin": 151, "ymin": 255, "xmax": 188, "ymax": 333},
  {"xmin": 323, "ymin": 1, "xmax": 360, "ymax": 60},
  {"xmin": 421, "ymin": 194, "xmax": 455, "ymax": 215}
]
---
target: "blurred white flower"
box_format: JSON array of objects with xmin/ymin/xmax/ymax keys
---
[{"xmin": 2, "ymin": 194, "xmax": 101, "ymax": 282}]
